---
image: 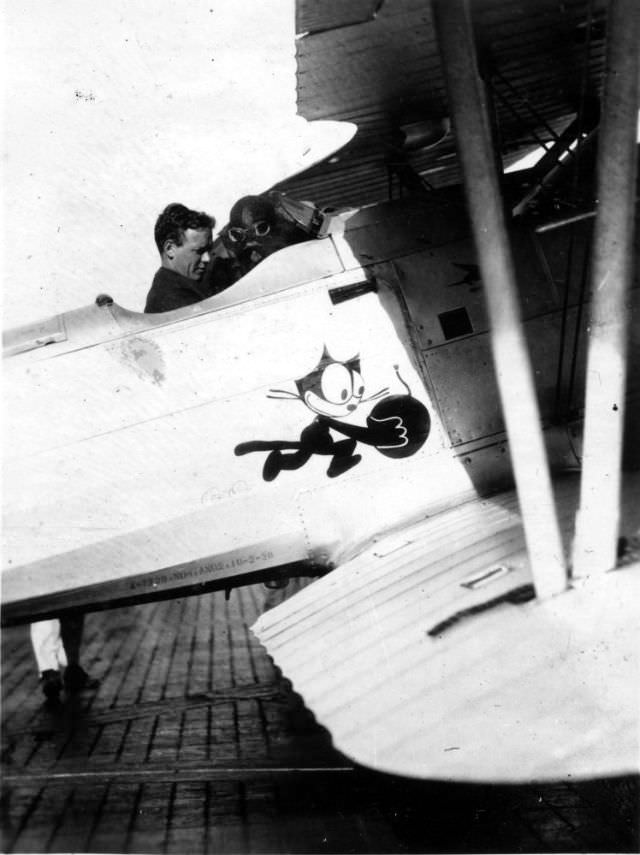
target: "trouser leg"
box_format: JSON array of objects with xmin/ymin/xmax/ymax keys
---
[
  {"xmin": 59, "ymin": 614, "xmax": 85, "ymax": 666},
  {"xmin": 30, "ymin": 619, "xmax": 68, "ymax": 673}
]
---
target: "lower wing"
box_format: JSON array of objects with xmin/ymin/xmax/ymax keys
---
[{"xmin": 252, "ymin": 471, "xmax": 640, "ymax": 783}]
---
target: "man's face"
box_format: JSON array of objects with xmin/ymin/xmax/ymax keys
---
[{"xmin": 165, "ymin": 228, "xmax": 212, "ymax": 280}]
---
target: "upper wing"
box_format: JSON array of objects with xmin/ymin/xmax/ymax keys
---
[
  {"xmin": 282, "ymin": 0, "xmax": 607, "ymax": 213},
  {"xmin": 253, "ymin": 471, "xmax": 640, "ymax": 783}
]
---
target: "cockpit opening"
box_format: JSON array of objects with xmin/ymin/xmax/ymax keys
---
[{"xmin": 201, "ymin": 191, "xmax": 331, "ymax": 297}]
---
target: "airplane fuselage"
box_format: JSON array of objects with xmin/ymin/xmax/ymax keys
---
[{"xmin": 3, "ymin": 188, "xmax": 639, "ymax": 624}]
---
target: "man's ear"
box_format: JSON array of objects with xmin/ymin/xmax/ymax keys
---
[{"xmin": 163, "ymin": 239, "xmax": 175, "ymax": 259}]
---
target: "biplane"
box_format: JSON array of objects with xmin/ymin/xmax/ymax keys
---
[{"xmin": 2, "ymin": 0, "xmax": 639, "ymax": 783}]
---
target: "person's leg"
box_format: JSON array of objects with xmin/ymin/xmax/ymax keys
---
[
  {"xmin": 30, "ymin": 620, "xmax": 66, "ymax": 700},
  {"xmin": 60, "ymin": 614, "xmax": 99, "ymax": 692},
  {"xmin": 59, "ymin": 613, "xmax": 83, "ymax": 665}
]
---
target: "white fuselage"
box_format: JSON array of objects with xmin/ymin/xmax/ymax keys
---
[{"xmin": 4, "ymin": 192, "xmax": 638, "ymax": 623}]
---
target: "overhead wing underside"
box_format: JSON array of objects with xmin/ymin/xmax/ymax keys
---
[
  {"xmin": 281, "ymin": 0, "xmax": 608, "ymax": 209},
  {"xmin": 252, "ymin": 472, "xmax": 640, "ymax": 783}
]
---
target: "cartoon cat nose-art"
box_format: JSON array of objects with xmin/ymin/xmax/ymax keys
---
[
  {"xmin": 234, "ymin": 348, "xmax": 430, "ymax": 480},
  {"xmin": 288, "ymin": 348, "xmax": 383, "ymax": 419}
]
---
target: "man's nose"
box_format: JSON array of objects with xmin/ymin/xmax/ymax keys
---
[{"xmin": 202, "ymin": 250, "xmax": 211, "ymax": 264}]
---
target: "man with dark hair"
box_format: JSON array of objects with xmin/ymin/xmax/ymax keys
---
[{"xmin": 144, "ymin": 203, "xmax": 217, "ymax": 313}]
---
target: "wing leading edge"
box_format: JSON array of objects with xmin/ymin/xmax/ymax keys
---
[{"xmin": 252, "ymin": 472, "xmax": 640, "ymax": 783}]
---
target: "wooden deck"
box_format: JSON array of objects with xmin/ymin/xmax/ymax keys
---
[{"xmin": 1, "ymin": 583, "xmax": 638, "ymax": 853}]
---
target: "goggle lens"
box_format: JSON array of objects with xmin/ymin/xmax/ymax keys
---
[{"xmin": 253, "ymin": 220, "xmax": 271, "ymax": 237}]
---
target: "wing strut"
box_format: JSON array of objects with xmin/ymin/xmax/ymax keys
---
[
  {"xmin": 572, "ymin": 0, "xmax": 639, "ymax": 575},
  {"xmin": 432, "ymin": 0, "xmax": 567, "ymax": 599}
]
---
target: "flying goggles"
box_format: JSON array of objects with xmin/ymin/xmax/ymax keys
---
[{"xmin": 226, "ymin": 221, "xmax": 272, "ymax": 243}]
